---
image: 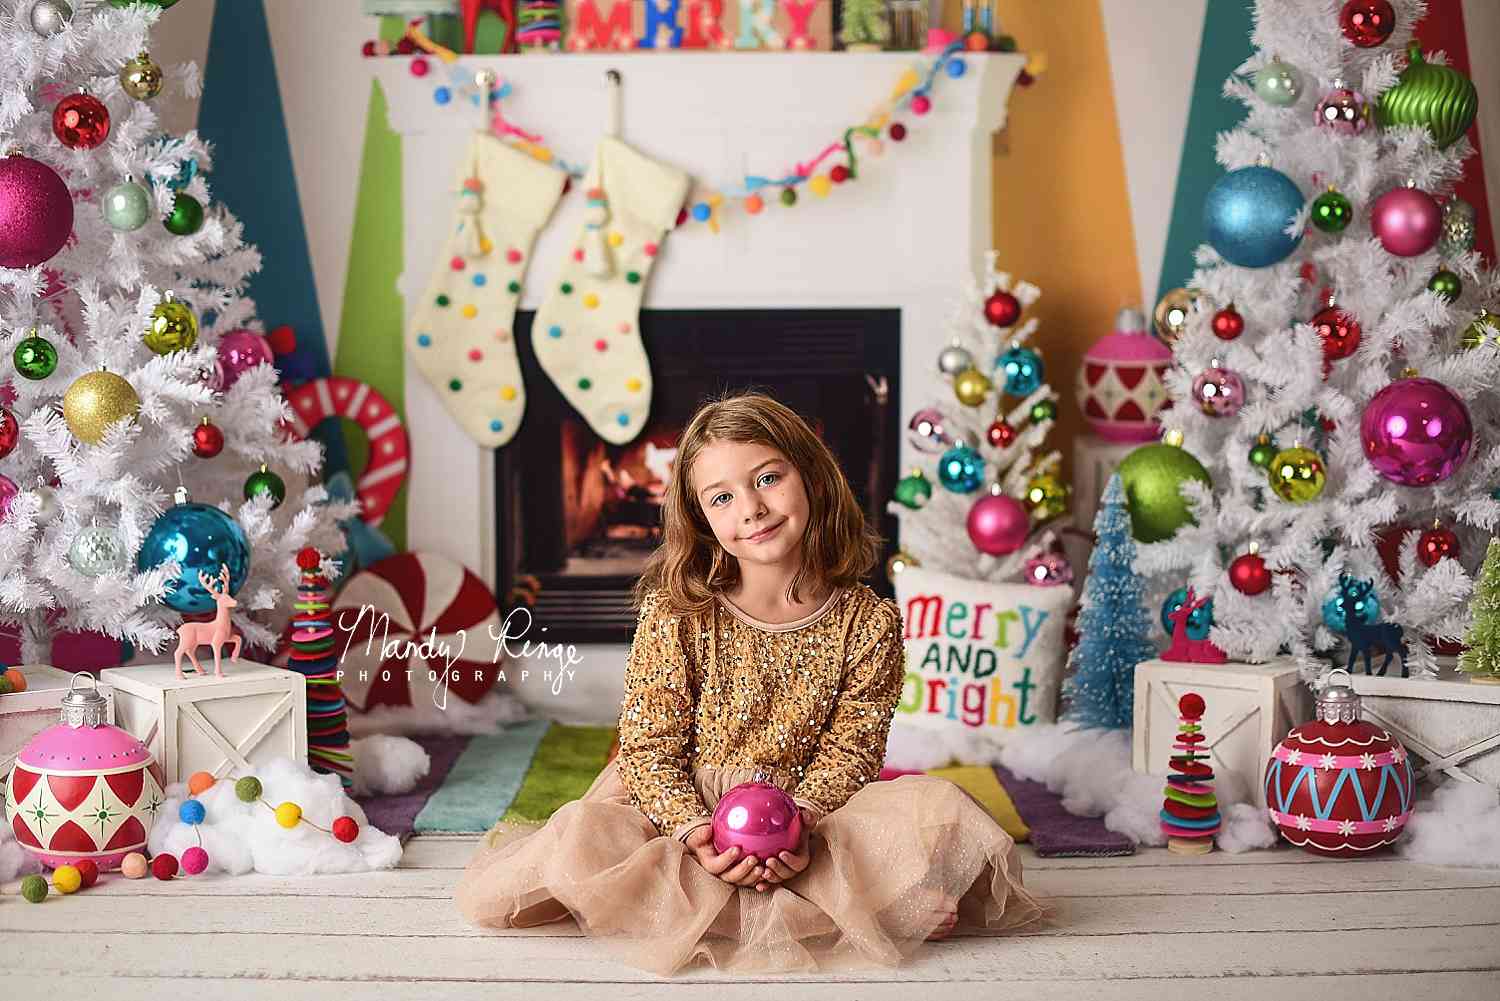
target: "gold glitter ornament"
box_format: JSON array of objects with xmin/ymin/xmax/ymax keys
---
[
  {"xmin": 144, "ymin": 292, "xmax": 197, "ymax": 354},
  {"xmin": 1023, "ymin": 471, "xmax": 1070, "ymax": 521},
  {"xmin": 953, "ymin": 367, "xmax": 992, "ymax": 407},
  {"xmin": 119, "ymin": 51, "xmax": 163, "ymax": 101},
  {"xmin": 63, "ymin": 369, "xmax": 140, "ymax": 444}
]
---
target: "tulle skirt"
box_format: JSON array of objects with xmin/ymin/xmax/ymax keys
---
[{"xmin": 454, "ymin": 757, "xmax": 1044, "ymax": 976}]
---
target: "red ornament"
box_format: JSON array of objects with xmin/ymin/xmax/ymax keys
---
[
  {"xmin": 984, "ymin": 290, "xmax": 1021, "ymax": 327},
  {"xmin": 889, "ymin": 122, "xmax": 907, "ymax": 142},
  {"xmin": 1211, "ymin": 306, "xmax": 1244, "ymax": 341},
  {"xmin": 1417, "ymin": 525, "xmax": 1459, "ymax": 567},
  {"xmin": 192, "ymin": 418, "xmax": 224, "ymax": 458},
  {"xmin": 1229, "ymin": 551, "xmax": 1271, "ymax": 595},
  {"xmin": 1339, "ymin": 0, "xmax": 1395, "ymax": 48},
  {"xmin": 830, "ymin": 164, "xmax": 850, "ymax": 184},
  {"xmin": 267, "ymin": 323, "xmax": 298, "ymax": 355},
  {"xmin": 52, "ymin": 93, "xmax": 110, "ymax": 150},
  {"xmin": 151, "ymin": 853, "xmax": 179, "ymax": 880},
  {"xmin": 0, "ymin": 407, "xmax": 17, "ymax": 460},
  {"xmin": 1311, "ymin": 304, "xmax": 1361, "ymax": 363},
  {"xmin": 675, "ymin": 207, "xmax": 688, "ymax": 227},
  {"xmin": 1265, "ymin": 670, "xmax": 1412, "ymax": 857},
  {"xmin": 911, "ymin": 94, "xmax": 931, "ymax": 116},
  {"xmin": 361, "ymin": 40, "xmax": 377, "ymax": 56},
  {"xmin": 986, "ymin": 419, "xmax": 1017, "ymax": 448},
  {"xmin": 297, "ymin": 546, "xmax": 322, "ymax": 571},
  {"xmin": 332, "ymin": 816, "xmax": 360, "ymax": 843}
]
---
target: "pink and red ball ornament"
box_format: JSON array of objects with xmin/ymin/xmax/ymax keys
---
[
  {"xmin": 1371, "ymin": 184, "xmax": 1442, "ymax": 257},
  {"xmin": 984, "ymin": 289, "xmax": 1021, "ymax": 328},
  {"xmin": 1360, "ymin": 377, "xmax": 1473, "ymax": 486},
  {"xmin": 1075, "ymin": 307, "xmax": 1172, "ymax": 443},
  {"xmin": 1265, "ymin": 669, "xmax": 1412, "ymax": 857},
  {"xmin": 1211, "ymin": 305, "xmax": 1244, "ymax": 341},
  {"xmin": 1340, "ymin": 0, "xmax": 1395, "ymax": 48},
  {"xmin": 216, "ymin": 329, "xmax": 275, "ymax": 389},
  {"xmin": 1191, "ymin": 364, "xmax": 1245, "ymax": 417},
  {"xmin": 0, "ymin": 153, "xmax": 74, "ymax": 268},
  {"xmin": 907, "ymin": 407, "xmax": 951, "ymax": 453},
  {"xmin": 1417, "ymin": 525, "xmax": 1459, "ymax": 567},
  {"xmin": 712, "ymin": 777, "xmax": 803, "ymax": 858},
  {"xmin": 1229, "ymin": 550, "xmax": 1271, "ymax": 595},
  {"xmin": 1315, "ymin": 83, "xmax": 1372, "ymax": 135},
  {"xmin": 967, "ymin": 492, "xmax": 1029, "ymax": 555},
  {"xmin": 52, "ymin": 92, "xmax": 110, "ymax": 149},
  {"xmin": 1024, "ymin": 551, "xmax": 1072, "ymax": 587},
  {"xmin": 5, "ymin": 674, "xmax": 164, "ymax": 870}
]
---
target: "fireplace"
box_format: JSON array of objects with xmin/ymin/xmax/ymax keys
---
[{"xmin": 496, "ymin": 308, "xmax": 901, "ymax": 644}]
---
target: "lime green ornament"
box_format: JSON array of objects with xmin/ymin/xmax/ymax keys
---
[
  {"xmin": 163, "ymin": 191, "xmax": 203, "ymax": 235},
  {"xmin": 144, "ymin": 293, "xmax": 197, "ymax": 354},
  {"xmin": 1461, "ymin": 307, "xmax": 1495, "ymax": 350},
  {"xmin": 1310, "ymin": 188, "xmax": 1353, "ymax": 234},
  {"xmin": 1377, "ymin": 42, "xmax": 1478, "ymax": 149},
  {"xmin": 1030, "ymin": 399, "xmax": 1057, "ymax": 423},
  {"xmin": 1116, "ymin": 438, "xmax": 1212, "ymax": 543},
  {"xmin": 235, "ymin": 776, "xmax": 263, "ymax": 802},
  {"xmin": 893, "ymin": 468, "xmax": 933, "ymax": 509}
]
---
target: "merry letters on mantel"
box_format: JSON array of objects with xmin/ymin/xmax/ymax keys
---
[{"xmin": 565, "ymin": 0, "xmax": 832, "ymax": 51}]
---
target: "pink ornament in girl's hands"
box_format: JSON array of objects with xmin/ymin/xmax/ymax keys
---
[
  {"xmin": 712, "ymin": 777, "xmax": 804, "ymax": 860},
  {"xmin": 216, "ymin": 330, "xmax": 275, "ymax": 389}
]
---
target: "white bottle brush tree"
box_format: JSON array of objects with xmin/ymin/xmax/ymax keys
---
[
  {"xmin": 1131, "ymin": 0, "xmax": 1498, "ymax": 677},
  {"xmin": 0, "ymin": 2, "xmax": 353, "ymax": 663},
  {"xmin": 887, "ymin": 250, "xmax": 1070, "ymax": 584}
]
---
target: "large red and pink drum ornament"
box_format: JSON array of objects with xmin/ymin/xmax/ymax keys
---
[{"xmin": 1264, "ymin": 669, "xmax": 1413, "ymax": 857}]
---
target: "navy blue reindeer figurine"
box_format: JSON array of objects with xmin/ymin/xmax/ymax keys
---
[{"xmin": 1335, "ymin": 574, "xmax": 1409, "ymax": 678}]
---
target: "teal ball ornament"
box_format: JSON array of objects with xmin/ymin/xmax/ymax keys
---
[
  {"xmin": 1203, "ymin": 165, "xmax": 1304, "ymax": 268},
  {"xmin": 137, "ymin": 500, "xmax": 250, "ymax": 613},
  {"xmin": 1116, "ymin": 442, "xmax": 1212, "ymax": 543},
  {"xmin": 937, "ymin": 444, "xmax": 985, "ymax": 494},
  {"xmin": 996, "ymin": 345, "xmax": 1044, "ymax": 396},
  {"xmin": 1161, "ymin": 587, "xmax": 1214, "ymax": 641},
  {"xmin": 1322, "ymin": 586, "xmax": 1381, "ymax": 634},
  {"xmin": 101, "ymin": 179, "xmax": 150, "ymax": 231}
]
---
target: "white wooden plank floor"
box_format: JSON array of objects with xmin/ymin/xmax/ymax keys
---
[{"xmin": 5, "ymin": 833, "xmax": 1499, "ymax": 1000}]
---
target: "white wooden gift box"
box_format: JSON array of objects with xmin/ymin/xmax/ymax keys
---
[
  {"xmin": 1, "ymin": 665, "xmax": 116, "ymax": 778},
  {"xmin": 1350, "ymin": 671, "xmax": 1500, "ymax": 787},
  {"xmin": 99, "ymin": 663, "xmax": 306, "ymax": 785},
  {"xmin": 1132, "ymin": 658, "xmax": 1313, "ymax": 810}
]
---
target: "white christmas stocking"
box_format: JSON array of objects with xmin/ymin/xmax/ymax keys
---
[
  {"xmin": 408, "ymin": 132, "xmax": 567, "ymax": 447},
  {"xmin": 531, "ymin": 136, "xmax": 690, "ymax": 445}
]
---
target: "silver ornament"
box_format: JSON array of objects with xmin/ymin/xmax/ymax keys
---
[
  {"xmin": 1254, "ymin": 57, "xmax": 1302, "ymax": 107},
  {"xmin": 29, "ymin": 0, "xmax": 72, "ymax": 37},
  {"xmin": 1439, "ymin": 197, "xmax": 1476, "ymax": 259},
  {"xmin": 35, "ymin": 485, "xmax": 59, "ymax": 523},
  {"xmin": 69, "ymin": 524, "xmax": 129, "ymax": 577},
  {"xmin": 937, "ymin": 344, "xmax": 973, "ymax": 376}
]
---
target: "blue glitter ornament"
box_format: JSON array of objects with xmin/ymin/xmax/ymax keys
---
[
  {"xmin": 1203, "ymin": 165, "xmax": 1305, "ymax": 268},
  {"xmin": 1160, "ymin": 586, "xmax": 1213, "ymax": 641},
  {"xmin": 937, "ymin": 444, "xmax": 985, "ymax": 493},
  {"xmin": 1321, "ymin": 584, "xmax": 1381, "ymax": 633},
  {"xmin": 996, "ymin": 346, "xmax": 1044, "ymax": 396},
  {"xmin": 137, "ymin": 496, "xmax": 250, "ymax": 614}
]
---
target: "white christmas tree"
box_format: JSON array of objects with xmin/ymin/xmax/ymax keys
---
[
  {"xmin": 1133, "ymin": 0, "xmax": 1498, "ymax": 676},
  {"xmin": 0, "ymin": 2, "xmax": 353, "ymax": 663},
  {"xmin": 887, "ymin": 251, "xmax": 1067, "ymax": 583}
]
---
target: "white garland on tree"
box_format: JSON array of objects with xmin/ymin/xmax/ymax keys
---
[
  {"xmin": 887, "ymin": 250, "xmax": 1067, "ymax": 582},
  {"xmin": 0, "ymin": 1, "xmax": 355, "ymax": 661},
  {"xmin": 1135, "ymin": 0, "xmax": 1499, "ymax": 678}
]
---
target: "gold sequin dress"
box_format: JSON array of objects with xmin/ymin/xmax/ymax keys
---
[{"xmin": 455, "ymin": 583, "xmax": 1041, "ymax": 975}]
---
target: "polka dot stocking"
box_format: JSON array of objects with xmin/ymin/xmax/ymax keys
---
[
  {"xmin": 531, "ymin": 137, "xmax": 690, "ymax": 445},
  {"xmin": 408, "ymin": 133, "xmax": 567, "ymax": 447}
]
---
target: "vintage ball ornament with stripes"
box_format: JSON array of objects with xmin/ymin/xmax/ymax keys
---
[
  {"xmin": 1265, "ymin": 669, "xmax": 1413, "ymax": 857},
  {"xmin": 5, "ymin": 673, "xmax": 164, "ymax": 870},
  {"xmin": 1076, "ymin": 307, "xmax": 1172, "ymax": 442}
]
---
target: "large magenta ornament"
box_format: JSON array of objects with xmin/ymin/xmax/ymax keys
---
[
  {"xmin": 216, "ymin": 329, "xmax": 275, "ymax": 389},
  {"xmin": 1371, "ymin": 185, "xmax": 1441, "ymax": 257},
  {"xmin": 712, "ymin": 775, "xmax": 803, "ymax": 859},
  {"xmin": 0, "ymin": 153, "xmax": 74, "ymax": 268},
  {"xmin": 1360, "ymin": 377, "xmax": 1473, "ymax": 486},
  {"xmin": 967, "ymin": 491, "xmax": 1029, "ymax": 555}
]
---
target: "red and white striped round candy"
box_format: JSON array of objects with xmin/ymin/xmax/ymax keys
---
[{"xmin": 284, "ymin": 376, "xmax": 408, "ymax": 527}]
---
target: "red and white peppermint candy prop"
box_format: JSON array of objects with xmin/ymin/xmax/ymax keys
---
[
  {"xmin": 284, "ymin": 377, "xmax": 408, "ymax": 527},
  {"xmin": 331, "ymin": 551, "xmax": 503, "ymax": 712}
]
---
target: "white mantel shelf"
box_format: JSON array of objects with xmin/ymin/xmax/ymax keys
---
[{"xmin": 370, "ymin": 52, "xmax": 1024, "ymax": 593}]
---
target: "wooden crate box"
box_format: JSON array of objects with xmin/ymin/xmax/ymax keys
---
[
  {"xmin": 99, "ymin": 663, "xmax": 306, "ymax": 786},
  {"xmin": 1350, "ymin": 672, "xmax": 1500, "ymax": 788},
  {"xmin": 1, "ymin": 665, "xmax": 116, "ymax": 778},
  {"xmin": 1133, "ymin": 658, "xmax": 1312, "ymax": 810}
]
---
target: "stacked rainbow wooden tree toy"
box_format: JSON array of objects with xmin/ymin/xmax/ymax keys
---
[{"xmin": 1160, "ymin": 692, "xmax": 1222, "ymax": 855}]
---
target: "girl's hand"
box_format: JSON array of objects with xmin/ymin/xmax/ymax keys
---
[
  {"xmin": 755, "ymin": 806, "xmax": 816, "ymax": 892},
  {"xmin": 684, "ymin": 824, "xmax": 768, "ymax": 888}
]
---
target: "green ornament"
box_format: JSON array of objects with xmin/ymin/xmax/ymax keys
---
[
  {"xmin": 235, "ymin": 776, "xmax": 262, "ymax": 802},
  {"xmin": 1116, "ymin": 441, "xmax": 1212, "ymax": 543},
  {"xmin": 14, "ymin": 333, "xmax": 58, "ymax": 380},
  {"xmin": 1461, "ymin": 307, "xmax": 1495, "ymax": 349},
  {"xmin": 244, "ymin": 464, "xmax": 286, "ymax": 508},
  {"xmin": 1310, "ymin": 188, "xmax": 1352, "ymax": 233},
  {"xmin": 1428, "ymin": 269, "xmax": 1462, "ymax": 303},
  {"xmin": 1377, "ymin": 42, "xmax": 1478, "ymax": 149},
  {"xmin": 109, "ymin": 0, "xmax": 180, "ymax": 7},
  {"xmin": 893, "ymin": 468, "xmax": 933, "ymax": 509},
  {"xmin": 780, "ymin": 187, "xmax": 797, "ymax": 207},
  {"xmin": 1030, "ymin": 399, "xmax": 1057, "ymax": 423},
  {"xmin": 163, "ymin": 191, "xmax": 203, "ymax": 235},
  {"xmin": 1267, "ymin": 445, "xmax": 1326, "ymax": 503},
  {"xmin": 144, "ymin": 294, "xmax": 197, "ymax": 354},
  {"xmin": 1249, "ymin": 434, "xmax": 1278, "ymax": 469},
  {"xmin": 1254, "ymin": 58, "xmax": 1303, "ymax": 107},
  {"xmin": 21, "ymin": 874, "xmax": 48, "ymax": 903},
  {"xmin": 101, "ymin": 179, "xmax": 150, "ymax": 231}
]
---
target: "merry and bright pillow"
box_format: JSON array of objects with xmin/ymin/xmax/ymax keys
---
[{"xmin": 885, "ymin": 565, "xmax": 1072, "ymax": 770}]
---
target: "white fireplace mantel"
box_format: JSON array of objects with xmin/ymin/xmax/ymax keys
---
[{"xmin": 371, "ymin": 52, "xmax": 1024, "ymax": 592}]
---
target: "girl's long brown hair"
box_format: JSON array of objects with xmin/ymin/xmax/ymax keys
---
[{"xmin": 633, "ymin": 390, "xmax": 883, "ymax": 617}]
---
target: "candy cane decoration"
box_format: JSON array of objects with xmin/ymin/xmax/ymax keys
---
[{"xmin": 284, "ymin": 377, "xmax": 408, "ymax": 528}]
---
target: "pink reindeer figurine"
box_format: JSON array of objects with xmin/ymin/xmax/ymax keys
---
[
  {"xmin": 1162, "ymin": 587, "xmax": 1228, "ymax": 664},
  {"xmin": 174, "ymin": 563, "xmax": 243, "ymax": 679}
]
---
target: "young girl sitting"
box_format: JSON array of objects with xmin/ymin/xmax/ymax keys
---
[{"xmin": 456, "ymin": 391, "xmax": 1042, "ymax": 975}]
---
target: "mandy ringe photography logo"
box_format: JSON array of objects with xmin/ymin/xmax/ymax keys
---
[{"xmin": 334, "ymin": 603, "xmax": 582, "ymax": 709}]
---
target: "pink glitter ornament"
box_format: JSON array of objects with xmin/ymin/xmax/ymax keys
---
[
  {"xmin": 1191, "ymin": 365, "xmax": 1245, "ymax": 417},
  {"xmin": 1360, "ymin": 377, "xmax": 1473, "ymax": 486},
  {"xmin": 712, "ymin": 777, "xmax": 803, "ymax": 859},
  {"xmin": 0, "ymin": 154, "xmax": 74, "ymax": 268},
  {"xmin": 1371, "ymin": 185, "xmax": 1441, "ymax": 257},
  {"xmin": 967, "ymin": 492, "xmax": 1029, "ymax": 555},
  {"xmin": 216, "ymin": 330, "xmax": 276, "ymax": 389}
]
